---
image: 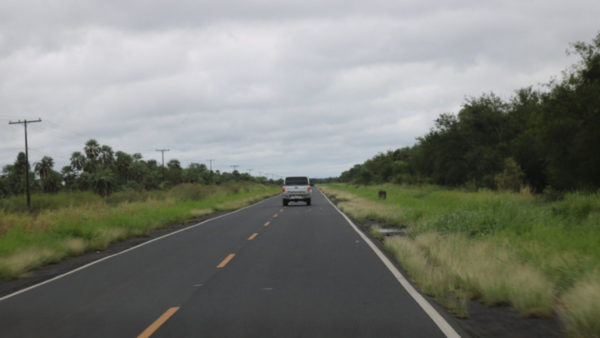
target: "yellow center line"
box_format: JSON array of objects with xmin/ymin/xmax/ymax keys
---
[
  {"xmin": 248, "ymin": 233, "xmax": 258, "ymax": 240},
  {"xmin": 280, "ymin": 209, "xmax": 284, "ymax": 212},
  {"xmin": 137, "ymin": 307, "xmax": 180, "ymax": 338},
  {"xmin": 274, "ymin": 214, "xmax": 278, "ymax": 217},
  {"xmin": 217, "ymin": 254, "xmax": 236, "ymax": 268},
  {"xmin": 264, "ymin": 221, "xmax": 270, "ymax": 226}
]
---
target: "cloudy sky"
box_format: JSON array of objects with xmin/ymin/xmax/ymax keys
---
[{"xmin": 1, "ymin": 1, "xmax": 599, "ymax": 178}]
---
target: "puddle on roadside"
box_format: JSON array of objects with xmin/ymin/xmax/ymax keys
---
[
  {"xmin": 365, "ymin": 219, "xmax": 407, "ymax": 236},
  {"xmin": 374, "ymin": 227, "xmax": 407, "ymax": 236}
]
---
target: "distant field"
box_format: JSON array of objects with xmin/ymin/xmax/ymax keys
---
[
  {"xmin": 320, "ymin": 183, "xmax": 600, "ymax": 338},
  {"xmin": 0, "ymin": 183, "xmax": 279, "ymax": 282}
]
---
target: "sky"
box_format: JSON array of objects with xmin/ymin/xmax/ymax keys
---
[{"xmin": 1, "ymin": 0, "xmax": 599, "ymax": 178}]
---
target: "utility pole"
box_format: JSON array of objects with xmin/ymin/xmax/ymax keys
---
[
  {"xmin": 246, "ymin": 169, "xmax": 253, "ymax": 176},
  {"xmin": 206, "ymin": 159, "xmax": 216, "ymax": 184},
  {"xmin": 9, "ymin": 118, "xmax": 42, "ymax": 208},
  {"xmin": 156, "ymin": 149, "xmax": 169, "ymax": 183},
  {"xmin": 230, "ymin": 165, "xmax": 239, "ymax": 182}
]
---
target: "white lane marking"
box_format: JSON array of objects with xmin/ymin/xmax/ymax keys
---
[
  {"xmin": 0, "ymin": 195, "xmax": 278, "ymax": 303},
  {"xmin": 322, "ymin": 192, "xmax": 461, "ymax": 338}
]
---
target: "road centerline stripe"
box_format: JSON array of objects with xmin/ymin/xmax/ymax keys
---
[
  {"xmin": 248, "ymin": 233, "xmax": 258, "ymax": 240},
  {"xmin": 264, "ymin": 221, "xmax": 270, "ymax": 226},
  {"xmin": 217, "ymin": 254, "xmax": 236, "ymax": 268},
  {"xmin": 137, "ymin": 307, "xmax": 180, "ymax": 338},
  {"xmin": 273, "ymin": 214, "xmax": 278, "ymax": 217}
]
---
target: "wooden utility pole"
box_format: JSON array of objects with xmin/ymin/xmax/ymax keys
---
[
  {"xmin": 9, "ymin": 118, "xmax": 42, "ymax": 208},
  {"xmin": 206, "ymin": 159, "xmax": 215, "ymax": 184},
  {"xmin": 156, "ymin": 149, "xmax": 170, "ymax": 183}
]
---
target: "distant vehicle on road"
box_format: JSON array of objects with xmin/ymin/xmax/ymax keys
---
[{"xmin": 282, "ymin": 176, "xmax": 312, "ymax": 206}]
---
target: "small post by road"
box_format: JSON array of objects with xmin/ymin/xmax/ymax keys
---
[
  {"xmin": 156, "ymin": 149, "xmax": 169, "ymax": 183},
  {"xmin": 9, "ymin": 118, "xmax": 42, "ymax": 208}
]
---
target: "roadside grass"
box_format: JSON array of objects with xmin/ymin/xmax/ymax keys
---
[
  {"xmin": 319, "ymin": 184, "xmax": 600, "ymax": 337},
  {"xmin": 0, "ymin": 183, "xmax": 278, "ymax": 281},
  {"xmin": 561, "ymin": 272, "xmax": 600, "ymax": 338}
]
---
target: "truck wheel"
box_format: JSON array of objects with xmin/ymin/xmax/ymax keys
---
[
  {"xmin": 306, "ymin": 199, "xmax": 311, "ymax": 206},
  {"xmin": 283, "ymin": 200, "xmax": 288, "ymax": 207}
]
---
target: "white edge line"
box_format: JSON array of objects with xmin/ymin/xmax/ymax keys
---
[
  {"xmin": 0, "ymin": 194, "xmax": 278, "ymax": 303},
  {"xmin": 322, "ymin": 191, "xmax": 462, "ymax": 338}
]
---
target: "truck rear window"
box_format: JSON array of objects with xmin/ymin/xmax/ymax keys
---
[{"xmin": 285, "ymin": 177, "xmax": 309, "ymax": 186}]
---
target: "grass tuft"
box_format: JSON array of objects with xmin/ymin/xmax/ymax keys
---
[{"xmin": 561, "ymin": 272, "xmax": 600, "ymax": 338}]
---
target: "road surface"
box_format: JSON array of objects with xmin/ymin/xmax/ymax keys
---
[{"xmin": 0, "ymin": 188, "xmax": 464, "ymax": 338}]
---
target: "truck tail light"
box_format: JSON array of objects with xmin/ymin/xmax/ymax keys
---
[
  {"xmin": 307, "ymin": 187, "xmax": 311, "ymax": 190},
  {"xmin": 282, "ymin": 187, "xmax": 286, "ymax": 192}
]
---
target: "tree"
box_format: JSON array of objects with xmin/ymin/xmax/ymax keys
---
[
  {"xmin": 115, "ymin": 151, "xmax": 133, "ymax": 183},
  {"xmin": 61, "ymin": 166, "xmax": 77, "ymax": 189},
  {"xmin": 91, "ymin": 166, "xmax": 116, "ymax": 198},
  {"xmin": 34, "ymin": 156, "xmax": 55, "ymax": 180},
  {"xmin": 70, "ymin": 151, "xmax": 86, "ymax": 172},
  {"xmin": 84, "ymin": 139, "xmax": 101, "ymax": 161},
  {"xmin": 99, "ymin": 145, "xmax": 114, "ymax": 166}
]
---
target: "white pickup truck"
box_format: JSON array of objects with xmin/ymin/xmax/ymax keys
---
[{"xmin": 282, "ymin": 176, "xmax": 312, "ymax": 206}]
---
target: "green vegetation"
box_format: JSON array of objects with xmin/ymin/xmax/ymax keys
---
[
  {"xmin": 0, "ymin": 183, "xmax": 278, "ymax": 282},
  {"xmin": 0, "ymin": 139, "xmax": 283, "ymax": 200},
  {"xmin": 320, "ymin": 184, "xmax": 600, "ymax": 337},
  {"xmin": 338, "ymin": 32, "xmax": 600, "ymax": 193}
]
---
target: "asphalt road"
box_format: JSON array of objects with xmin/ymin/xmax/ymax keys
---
[{"xmin": 0, "ymin": 188, "xmax": 465, "ymax": 338}]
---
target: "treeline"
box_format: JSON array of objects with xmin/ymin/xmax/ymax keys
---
[
  {"xmin": 0, "ymin": 139, "xmax": 279, "ymax": 199},
  {"xmin": 341, "ymin": 33, "xmax": 600, "ymax": 192}
]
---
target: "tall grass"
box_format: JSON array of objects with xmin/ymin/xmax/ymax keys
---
[
  {"xmin": 320, "ymin": 184, "xmax": 600, "ymax": 337},
  {"xmin": 0, "ymin": 183, "xmax": 279, "ymax": 281}
]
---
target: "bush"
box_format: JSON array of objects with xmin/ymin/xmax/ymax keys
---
[{"xmin": 495, "ymin": 158, "xmax": 525, "ymax": 192}]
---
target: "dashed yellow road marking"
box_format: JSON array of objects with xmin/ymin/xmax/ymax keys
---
[
  {"xmin": 264, "ymin": 222, "xmax": 270, "ymax": 226},
  {"xmin": 248, "ymin": 233, "xmax": 258, "ymax": 240},
  {"xmin": 137, "ymin": 307, "xmax": 180, "ymax": 338},
  {"xmin": 280, "ymin": 209, "xmax": 283, "ymax": 212},
  {"xmin": 274, "ymin": 214, "xmax": 278, "ymax": 217},
  {"xmin": 217, "ymin": 254, "xmax": 236, "ymax": 268}
]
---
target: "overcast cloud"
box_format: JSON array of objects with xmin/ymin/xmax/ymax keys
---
[{"xmin": 1, "ymin": 0, "xmax": 599, "ymax": 178}]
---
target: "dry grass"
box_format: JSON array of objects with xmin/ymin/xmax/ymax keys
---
[
  {"xmin": 190, "ymin": 208, "xmax": 213, "ymax": 217},
  {"xmin": 384, "ymin": 235, "xmax": 468, "ymax": 318},
  {"xmin": 0, "ymin": 184, "xmax": 279, "ymax": 281},
  {"xmin": 385, "ymin": 232, "xmax": 554, "ymax": 317},
  {"xmin": 561, "ymin": 272, "xmax": 600, "ymax": 338},
  {"xmin": 213, "ymin": 192, "xmax": 274, "ymax": 212},
  {"xmin": 0, "ymin": 248, "xmax": 61, "ymax": 278}
]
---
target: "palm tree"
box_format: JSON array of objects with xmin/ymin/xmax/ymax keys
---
[
  {"xmin": 70, "ymin": 151, "xmax": 86, "ymax": 171},
  {"xmin": 132, "ymin": 153, "xmax": 143, "ymax": 162},
  {"xmin": 34, "ymin": 156, "xmax": 54, "ymax": 180},
  {"xmin": 99, "ymin": 145, "xmax": 114, "ymax": 166},
  {"xmin": 61, "ymin": 166, "xmax": 77, "ymax": 189},
  {"xmin": 115, "ymin": 151, "xmax": 132, "ymax": 182},
  {"xmin": 84, "ymin": 139, "xmax": 101, "ymax": 161},
  {"xmin": 92, "ymin": 166, "xmax": 116, "ymax": 198}
]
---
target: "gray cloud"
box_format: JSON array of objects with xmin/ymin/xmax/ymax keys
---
[{"xmin": 1, "ymin": 1, "xmax": 599, "ymax": 177}]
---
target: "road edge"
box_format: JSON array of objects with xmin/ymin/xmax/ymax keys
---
[{"xmin": 321, "ymin": 190, "xmax": 463, "ymax": 338}]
